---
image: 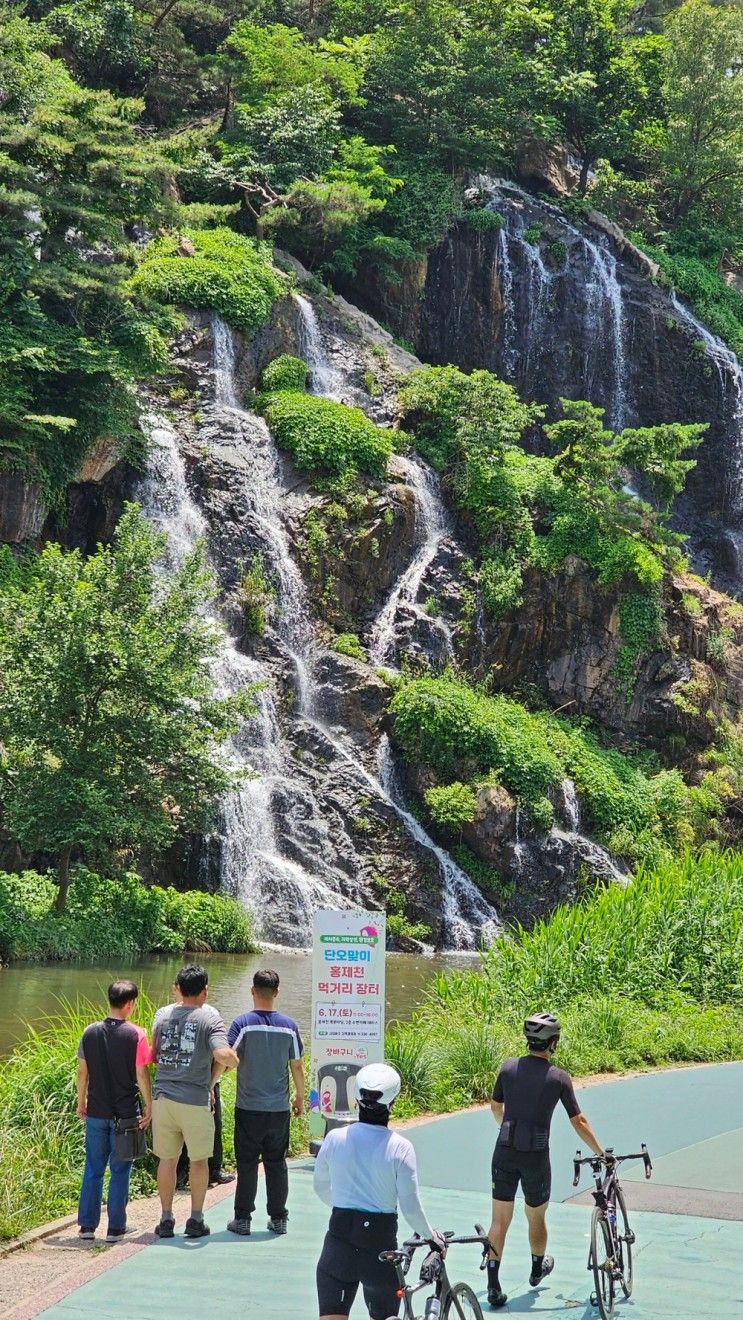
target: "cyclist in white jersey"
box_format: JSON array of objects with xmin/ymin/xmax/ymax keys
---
[{"xmin": 313, "ymin": 1063, "xmax": 445, "ymax": 1320}]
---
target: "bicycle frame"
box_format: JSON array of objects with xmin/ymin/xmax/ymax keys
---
[
  {"xmin": 573, "ymin": 1145, "xmax": 652, "ymax": 1302},
  {"xmin": 381, "ymin": 1226, "xmax": 490, "ymax": 1319}
]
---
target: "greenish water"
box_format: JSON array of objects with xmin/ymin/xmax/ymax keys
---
[{"xmin": 0, "ymin": 948, "xmax": 474, "ymax": 1057}]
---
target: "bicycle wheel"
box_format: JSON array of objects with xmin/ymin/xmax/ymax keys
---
[
  {"xmin": 442, "ymin": 1281, "xmax": 485, "ymax": 1320},
  {"xmin": 590, "ymin": 1208, "xmax": 615, "ymax": 1320},
  {"xmin": 616, "ymin": 1186, "xmax": 634, "ymax": 1298}
]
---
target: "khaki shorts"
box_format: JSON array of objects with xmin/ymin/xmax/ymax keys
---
[{"xmin": 152, "ymin": 1096, "xmax": 214, "ymax": 1161}]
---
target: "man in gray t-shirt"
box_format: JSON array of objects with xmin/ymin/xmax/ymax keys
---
[
  {"xmin": 151, "ymin": 965, "xmax": 237, "ymax": 1240},
  {"xmin": 226, "ymin": 969, "xmax": 304, "ymax": 1237}
]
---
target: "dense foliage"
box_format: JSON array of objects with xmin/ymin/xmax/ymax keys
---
[
  {"xmin": 398, "ymin": 365, "xmax": 702, "ymax": 680},
  {"xmin": 388, "ymin": 849, "xmax": 743, "ymax": 1112},
  {"xmin": 130, "ymin": 228, "xmax": 288, "ymax": 333},
  {"xmin": 260, "ymin": 383, "xmax": 393, "ymax": 488},
  {"xmin": 391, "ymin": 674, "xmax": 724, "ymax": 864},
  {"xmin": 0, "ymin": 506, "xmax": 251, "ymax": 909},
  {"xmin": 0, "ymin": 868, "xmax": 257, "ymax": 963},
  {"xmin": 4, "ymin": 0, "xmax": 743, "ymax": 503}
]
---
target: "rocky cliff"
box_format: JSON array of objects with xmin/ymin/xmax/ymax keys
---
[
  {"xmin": 6, "ymin": 188, "xmax": 743, "ymax": 945},
  {"xmin": 347, "ymin": 179, "xmax": 743, "ymax": 594}
]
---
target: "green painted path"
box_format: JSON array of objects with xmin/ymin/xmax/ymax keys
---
[{"xmin": 40, "ymin": 1064, "xmax": 743, "ymax": 1320}]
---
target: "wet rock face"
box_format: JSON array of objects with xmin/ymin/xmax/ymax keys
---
[{"xmin": 348, "ymin": 183, "xmax": 743, "ymax": 583}]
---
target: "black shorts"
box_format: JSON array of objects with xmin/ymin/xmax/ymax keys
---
[
  {"xmin": 316, "ymin": 1232, "xmax": 400, "ymax": 1320},
  {"xmin": 491, "ymin": 1144, "xmax": 552, "ymax": 1207}
]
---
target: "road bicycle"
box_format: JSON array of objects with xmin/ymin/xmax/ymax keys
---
[
  {"xmin": 380, "ymin": 1224, "xmax": 490, "ymax": 1319},
  {"xmin": 572, "ymin": 1145, "xmax": 653, "ymax": 1320}
]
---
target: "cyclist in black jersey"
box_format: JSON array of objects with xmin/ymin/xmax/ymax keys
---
[{"xmin": 486, "ymin": 1012, "xmax": 606, "ymax": 1309}]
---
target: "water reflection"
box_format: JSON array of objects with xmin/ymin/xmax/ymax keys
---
[{"xmin": 0, "ymin": 948, "xmax": 477, "ymax": 1057}]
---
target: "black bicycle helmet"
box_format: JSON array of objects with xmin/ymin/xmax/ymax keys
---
[{"xmin": 524, "ymin": 1011, "xmax": 561, "ymax": 1047}]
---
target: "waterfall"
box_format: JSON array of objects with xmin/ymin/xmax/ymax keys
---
[
  {"xmin": 369, "ymin": 455, "xmax": 454, "ymax": 668},
  {"xmin": 496, "ymin": 224, "xmax": 518, "ymax": 379},
  {"xmin": 144, "ymin": 309, "xmax": 500, "ymax": 949},
  {"xmin": 292, "ymin": 295, "xmax": 501, "ymax": 946},
  {"xmin": 669, "ymin": 293, "xmax": 743, "ymax": 518},
  {"xmin": 561, "ymin": 778, "xmax": 581, "ymax": 833},
  {"xmin": 136, "ymin": 409, "xmax": 354, "ymax": 947},
  {"xmin": 485, "ymin": 179, "xmax": 628, "ymax": 430},
  {"xmin": 376, "ymin": 737, "xmax": 500, "ymax": 950},
  {"xmin": 295, "ymin": 293, "xmax": 345, "ymax": 401}
]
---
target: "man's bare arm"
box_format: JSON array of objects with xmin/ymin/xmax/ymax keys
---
[
  {"xmin": 290, "ymin": 1058, "xmax": 305, "ymax": 1117},
  {"xmin": 76, "ymin": 1058, "xmax": 89, "ymax": 1120},
  {"xmin": 213, "ymin": 1045, "xmax": 239, "ymax": 1070},
  {"xmin": 491, "ymin": 1099, "xmax": 504, "ymax": 1125},
  {"xmin": 571, "ymin": 1112, "xmax": 604, "ymax": 1157},
  {"xmin": 136, "ymin": 1064, "xmax": 152, "ymax": 1129}
]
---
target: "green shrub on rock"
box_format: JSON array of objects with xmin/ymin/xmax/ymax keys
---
[
  {"xmin": 261, "ymin": 355, "xmax": 309, "ymax": 393},
  {"xmin": 130, "ymin": 229, "xmax": 287, "ymax": 333},
  {"xmin": 424, "ymin": 782, "xmax": 477, "ymax": 830},
  {"xmin": 260, "ymin": 391, "xmax": 393, "ymax": 486},
  {"xmin": 390, "ymin": 675, "xmax": 723, "ymax": 862},
  {"xmin": 333, "ymin": 632, "xmax": 366, "ymax": 660}
]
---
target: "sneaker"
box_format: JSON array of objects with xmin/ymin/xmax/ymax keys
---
[
  {"xmin": 184, "ymin": 1217, "xmax": 210, "ymax": 1238},
  {"xmin": 529, "ymin": 1255, "xmax": 554, "ymax": 1287},
  {"xmin": 104, "ymin": 1227, "xmax": 135, "ymax": 1244},
  {"xmin": 154, "ymin": 1219, "xmax": 175, "ymax": 1239},
  {"xmin": 78, "ymin": 1229, "xmax": 95, "ymax": 1242},
  {"xmin": 227, "ymin": 1218, "xmax": 251, "ymax": 1236},
  {"xmin": 487, "ymin": 1288, "xmax": 508, "ymax": 1308},
  {"xmin": 267, "ymin": 1216, "xmax": 288, "ymax": 1235},
  {"xmin": 209, "ymin": 1170, "xmax": 236, "ymax": 1187}
]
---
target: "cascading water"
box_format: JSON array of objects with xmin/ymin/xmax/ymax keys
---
[
  {"xmin": 136, "ymin": 408, "xmax": 354, "ymax": 946},
  {"xmin": 480, "ymin": 178, "xmax": 629, "ymax": 429},
  {"xmin": 561, "ymin": 778, "xmax": 581, "ymax": 833},
  {"xmin": 295, "ymin": 293, "xmax": 346, "ymax": 401},
  {"xmin": 369, "ymin": 455, "xmax": 454, "ymax": 668},
  {"xmin": 668, "ymin": 293, "xmax": 743, "ymax": 521},
  {"xmin": 376, "ymin": 737, "xmax": 500, "ymax": 950},
  {"xmin": 292, "ymin": 295, "xmax": 501, "ymax": 945}
]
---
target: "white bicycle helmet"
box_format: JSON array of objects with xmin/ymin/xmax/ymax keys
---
[{"xmin": 354, "ymin": 1062, "xmax": 402, "ymax": 1109}]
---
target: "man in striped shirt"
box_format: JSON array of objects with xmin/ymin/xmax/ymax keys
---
[{"xmin": 227, "ymin": 969, "xmax": 304, "ymax": 1237}]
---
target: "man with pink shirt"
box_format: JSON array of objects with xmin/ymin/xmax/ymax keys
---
[{"xmin": 76, "ymin": 979, "xmax": 152, "ymax": 1244}]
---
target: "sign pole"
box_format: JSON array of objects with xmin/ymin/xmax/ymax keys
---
[{"xmin": 309, "ymin": 909, "xmax": 386, "ymax": 1145}]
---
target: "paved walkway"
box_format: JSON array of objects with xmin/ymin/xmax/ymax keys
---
[{"xmin": 3, "ymin": 1063, "xmax": 741, "ymax": 1319}]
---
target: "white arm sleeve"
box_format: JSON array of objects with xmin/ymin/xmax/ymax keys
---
[
  {"xmin": 396, "ymin": 1142, "xmax": 433, "ymax": 1240},
  {"xmin": 313, "ymin": 1136, "xmax": 334, "ymax": 1208}
]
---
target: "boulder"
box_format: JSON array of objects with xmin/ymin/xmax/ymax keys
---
[
  {"xmin": 462, "ymin": 783, "xmax": 517, "ymax": 867},
  {"xmin": 74, "ymin": 437, "xmax": 120, "ymax": 485},
  {"xmin": 313, "ymin": 651, "xmax": 390, "ymax": 740},
  {"xmin": 514, "ymin": 140, "xmax": 580, "ymax": 197}
]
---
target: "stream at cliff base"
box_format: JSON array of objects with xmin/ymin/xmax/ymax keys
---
[{"xmin": 0, "ymin": 949, "xmax": 475, "ymax": 1059}]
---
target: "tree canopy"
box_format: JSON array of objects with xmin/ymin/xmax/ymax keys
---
[{"xmin": 0, "ymin": 505, "xmax": 251, "ymax": 910}]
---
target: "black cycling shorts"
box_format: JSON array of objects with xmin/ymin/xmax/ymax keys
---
[
  {"xmin": 316, "ymin": 1231, "xmax": 400, "ymax": 1319},
  {"xmin": 491, "ymin": 1144, "xmax": 552, "ymax": 1207}
]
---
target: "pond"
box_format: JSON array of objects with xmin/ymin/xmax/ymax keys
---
[{"xmin": 0, "ymin": 948, "xmax": 476, "ymax": 1057}]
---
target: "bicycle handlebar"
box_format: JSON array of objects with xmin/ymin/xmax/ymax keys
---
[
  {"xmin": 572, "ymin": 1143, "xmax": 653, "ymax": 1188},
  {"xmin": 379, "ymin": 1225, "xmax": 492, "ymax": 1268}
]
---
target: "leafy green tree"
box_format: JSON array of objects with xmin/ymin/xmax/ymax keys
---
[
  {"xmin": 661, "ymin": 0, "xmax": 743, "ymax": 224},
  {"xmin": 0, "ymin": 12, "xmax": 171, "ymax": 497},
  {"xmin": 524, "ymin": 0, "xmax": 665, "ymax": 192},
  {"xmin": 0, "ymin": 506, "xmax": 251, "ymax": 911}
]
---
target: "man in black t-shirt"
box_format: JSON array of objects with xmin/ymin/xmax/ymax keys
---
[
  {"xmin": 485, "ymin": 1012, "xmax": 606, "ymax": 1309},
  {"xmin": 76, "ymin": 980, "xmax": 152, "ymax": 1244}
]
